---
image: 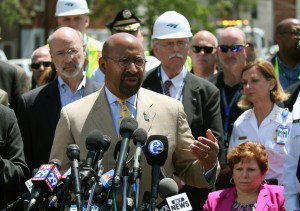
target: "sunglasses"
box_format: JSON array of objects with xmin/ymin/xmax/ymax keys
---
[
  {"xmin": 31, "ymin": 61, "xmax": 52, "ymax": 69},
  {"xmin": 191, "ymin": 45, "xmax": 215, "ymax": 54},
  {"xmin": 219, "ymin": 45, "xmax": 245, "ymax": 53}
]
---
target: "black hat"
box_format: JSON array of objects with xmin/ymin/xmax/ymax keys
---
[{"xmin": 106, "ymin": 9, "xmax": 141, "ymax": 32}]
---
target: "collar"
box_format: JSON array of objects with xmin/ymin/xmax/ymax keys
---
[
  {"xmin": 160, "ymin": 65, "xmax": 187, "ymax": 89},
  {"xmin": 57, "ymin": 74, "xmax": 86, "ymax": 92},
  {"xmin": 245, "ymin": 104, "xmax": 291, "ymax": 124},
  {"xmin": 104, "ymin": 86, "xmax": 137, "ymax": 107},
  {"xmin": 277, "ymin": 54, "xmax": 300, "ymax": 70}
]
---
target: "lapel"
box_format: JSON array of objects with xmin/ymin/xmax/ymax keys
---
[
  {"xmin": 143, "ymin": 67, "xmax": 163, "ymax": 94},
  {"xmin": 256, "ymin": 185, "xmax": 268, "ymax": 210},
  {"xmin": 82, "ymin": 78, "xmax": 100, "ymax": 97},
  {"xmin": 89, "ymin": 88, "xmax": 118, "ymax": 142},
  {"xmin": 136, "ymin": 88, "xmax": 156, "ymax": 134},
  {"xmin": 221, "ymin": 188, "xmax": 236, "ymax": 209},
  {"xmin": 182, "ymin": 73, "xmax": 198, "ymax": 125},
  {"xmin": 43, "ymin": 79, "xmax": 61, "ymax": 132}
]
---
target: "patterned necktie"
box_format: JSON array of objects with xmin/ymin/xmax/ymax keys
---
[
  {"xmin": 117, "ymin": 99, "xmax": 130, "ymax": 125},
  {"xmin": 164, "ymin": 80, "xmax": 172, "ymax": 97}
]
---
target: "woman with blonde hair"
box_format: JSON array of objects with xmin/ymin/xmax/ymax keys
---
[
  {"xmin": 204, "ymin": 142, "xmax": 285, "ymax": 210},
  {"xmin": 229, "ymin": 60, "xmax": 292, "ymax": 185}
]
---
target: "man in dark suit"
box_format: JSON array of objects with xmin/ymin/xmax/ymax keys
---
[
  {"xmin": 142, "ymin": 11, "xmax": 222, "ymax": 210},
  {"xmin": 284, "ymin": 81, "xmax": 300, "ymax": 111},
  {"xmin": 0, "ymin": 104, "xmax": 29, "ymax": 210},
  {"xmin": 0, "ymin": 60, "xmax": 21, "ymax": 112},
  {"xmin": 18, "ymin": 27, "xmax": 101, "ymax": 172}
]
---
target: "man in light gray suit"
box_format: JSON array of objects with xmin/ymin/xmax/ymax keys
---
[{"xmin": 50, "ymin": 33, "xmax": 220, "ymax": 206}]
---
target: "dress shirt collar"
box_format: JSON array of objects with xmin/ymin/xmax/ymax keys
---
[
  {"xmin": 104, "ymin": 86, "xmax": 137, "ymax": 107},
  {"xmin": 57, "ymin": 74, "xmax": 86, "ymax": 93},
  {"xmin": 160, "ymin": 65, "xmax": 187, "ymax": 89}
]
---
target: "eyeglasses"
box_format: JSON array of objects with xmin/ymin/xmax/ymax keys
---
[
  {"xmin": 158, "ymin": 41, "xmax": 188, "ymax": 50},
  {"xmin": 219, "ymin": 44, "xmax": 245, "ymax": 53},
  {"xmin": 53, "ymin": 48, "xmax": 80, "ymax": 58},
  {"xmin": 104, "ymin": 56, "xmax": 146, "ymax": 69},
  {"xmin": 191, "ymin": 45, "xmax": 215, "ymax": 54},
  {"xmin": 30, "ymin": 61, "xmax": 52, "ymax": 69}
]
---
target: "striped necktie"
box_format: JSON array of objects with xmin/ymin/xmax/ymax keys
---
[
  {"xmin": 117, "ymin": 99, "xmax": 130, "ymax": 125},
  {"xmin": 164, "ymin": 80, "xmax": 172, "ymax": 97}
]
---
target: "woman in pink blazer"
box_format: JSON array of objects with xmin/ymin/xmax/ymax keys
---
[{"xmin": 203, "ymin": 142, "xmax": 285, "ymax": 211}]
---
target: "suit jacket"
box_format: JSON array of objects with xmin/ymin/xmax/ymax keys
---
[
  {"xmin": 284, "ymin": 81, "xmax": 300, "ymax": 112},
  {"xmin": 0, "ymin": 104, "xmax": 29, "ymax": 209},
  {"xmin": 17, "ymin": 78, "xmax": 101, "ymax": 172},
  {"xmin": 142, "ymin": 67, "xmax": 223, "ymax": 142},
  {"xmin": 0, "ymin": 60, "xmax": 21, "ymax": 112},
  {"xmin": 50, "ymin": 88, "xmax": 220, "ymax": 193},
  {"xmin": 203, "ymin": 184, "xmax": 285, "ymax": 211}
]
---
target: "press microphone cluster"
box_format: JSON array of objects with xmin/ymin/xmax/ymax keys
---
[{"xmin": 6, "ymin": 117, "xmax": 194, "ymax": 210}]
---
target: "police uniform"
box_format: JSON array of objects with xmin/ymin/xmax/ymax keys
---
[
  {"xmin": 283, "ymin": 99, "xmax": 300, "ymax": 211},
  {"xmin": 229, "ymin": 104, "xmax": 293, "ymax": 184}
]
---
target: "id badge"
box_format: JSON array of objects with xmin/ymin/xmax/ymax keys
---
[{"xmin": 276, "ymin": 125, "xmax": 289, "ymax": 145}]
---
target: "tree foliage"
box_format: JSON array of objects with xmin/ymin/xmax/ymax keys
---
[{"xmin": 0, "ymin": 0, "xmax": 35, "ymax": 27}]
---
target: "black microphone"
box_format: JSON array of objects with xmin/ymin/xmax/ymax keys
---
[
  {"xmin": 144, "ymin": 135, "xmax": 169, "ymax": 211},
  {"xmin": 132, "ymin": 128, "xmax": 147, "ymax": 182},
  {"xmin": 93, "ymin": 134, "xmax": 111, "ymax": 172},
  {"xmin": 113, "ymin": 117, "xmax": 138, "ymax": 188},
  {"xmin": 66, "ymin": 144, "xmax": 82, "ymax": 210},
  {"xmin": 157, "ymin": 178, "xmax": 179, "ymax": 210},
  {"xmin": 85, "ymin": 130, "xmax": 104, "ymax": 168},
  {"xmin": 27, "ymin": 159, "xmax": 62, "ymax": 211}
]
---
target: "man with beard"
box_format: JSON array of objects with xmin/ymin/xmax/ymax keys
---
[
  {"xmin": 209, "ymin": 26, "xmax": 248, "ymax": 190},
  {"xmin": 50, "ymin": 33, "xmax": 220, "ymax": 208},
  {"xmin": 189, "ymin": 30, "xmax": 218, "ymax": 78},
  {"xmin": 142, "ymin": 11, "xmax": 222, "ymax": 210},
  {"xmin": 17, "ymin": 27, "xmax": 101, "ymax": 172},
  {"xmin": 272, "ymin": 18, "xmax": 300, "ymax": 89}
]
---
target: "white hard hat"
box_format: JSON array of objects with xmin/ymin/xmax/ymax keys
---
[
  {"xmin": 152, "ymin": 11, "xmax": 192, "ymax": 40},
  {"xmin": 55, "ymin": 0, "xmax": 90, "ymax": 17}
]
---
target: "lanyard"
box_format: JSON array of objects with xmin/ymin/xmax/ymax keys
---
[
  {"xmin": 275, "ymin": 56, "xmax": 279, "ymax": 79},
  {"xmin": 157, "ymin": 66, "xmax": 186, "ymax": 101},
  {"xmin": 221, "ymin": 88, "xmax": 241, "ymax": 146}
]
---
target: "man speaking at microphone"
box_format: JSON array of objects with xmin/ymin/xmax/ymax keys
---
[{"xmin": 50, "ymin": 33, "xmax": 220, "ymax": 206}]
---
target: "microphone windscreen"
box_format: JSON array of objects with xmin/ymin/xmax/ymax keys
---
[
  {"xmin": 158, "ymin": 178, "xmax": 179, "ymax": 199},
  {"xmin": 119, "ymin": 117, "xmax": 138, "ymax": 136},
  {"xmin": 49, "ymin": 158, "xmax": 62, "ymax": 170},
  {"xmin": 66, "ymin": 144, "xmax": 80, "ymax": 160},
  {"xmin": 144, "ymin": 135, "xmax": 168, "ymax": 166},
  {"xmin": 133, "ymin": 128, "xmax": 147, "ymax": 146},
  {"xmin": 102, "ymin": 135, "xmax": 111, "ymax": 152},
  {"xmin": 85, "ymin": 130, "xmax": 104, "ymax": 151}
]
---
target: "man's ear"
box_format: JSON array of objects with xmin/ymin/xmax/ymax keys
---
[
  {"xmin": 85, "ymin": 15, "xmax": 90, "ymax": 28},
  {"xmin": 99, "ymin": 57, "xmax": 106, "ymax": 74}
]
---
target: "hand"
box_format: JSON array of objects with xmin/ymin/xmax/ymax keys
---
[{"xmin": 189, "ymin": 129, "xmax": 219, "ymax": 171}]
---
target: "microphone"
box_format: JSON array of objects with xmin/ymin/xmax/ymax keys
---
[
  {"xmin": 144, "ymin": 135, "xmax": 169, "ymax": 211},
  {"xmin": 84, "ymin": 130, "xmax": 104, "ymax": 169},
  {"xmin": 93, "ymin": 134, "xmax": 111, "ymax": 172},
  {"xmin": 27, "ymin": 159, "xmax": 62, "ymax": 210},
  {"xmin": 66, "ymin": 144, "xmax": 82, "ymax": 210},
  {"xmin": 157, "ymin": 178, "xmax": 179, "ymax": 210},
  {"xmin": 113, "ymin": 117, "xmax": 138, "ymax": 188},
  {"xmin": 132, "ymin": 128, "xmax": 147, "ymax": 182}
]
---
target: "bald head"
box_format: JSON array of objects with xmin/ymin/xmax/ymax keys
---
[
  {"xmin": 192, "ymin": 30, "xmax": 218, "ymax": 47},
  {"xmin": 48, "ymin": 27, "xmax": 84, "ymax": 50},
  {"xmin": 31, "ymin": 46, "xmax": 51, "ymax": 61},
  {"xmin": 220, "ymin": 27, "xmax": 246, "ymax": 45},
  {"xmin": 102, "ymin": 33, "xmax": 144, "ymax": 58},
  {"xmin": 276, "ymin": 18, "xmax": 300, "ymax": 34}
]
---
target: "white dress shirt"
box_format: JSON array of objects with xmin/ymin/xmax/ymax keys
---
[
  {"xmin": 229, "ymin": 104, "xmax": 293, "ymax": 184},
  {"xmin": 283, "ymin": 99, "xmax": 300, "ymax": 211}
]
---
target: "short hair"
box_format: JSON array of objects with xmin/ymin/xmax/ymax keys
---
[
  {"xmin": 238, "ymin": 60, "xmax": 289, "ymax": 109},
  {"xmin": 227, "ymin": 141, "xmax": 268, "ymax": 175},
  {"xmin": 47, "ymin": 28, "xmax": 84, "ymax": 49}
]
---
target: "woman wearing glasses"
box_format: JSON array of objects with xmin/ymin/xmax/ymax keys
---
[
  {"xmin": 203, "ymin": 142, "xmax": 285, "ymax": 210},
  {"xmin": 228, "ymin": 60, "xmax": 292, "ymax": 185}
]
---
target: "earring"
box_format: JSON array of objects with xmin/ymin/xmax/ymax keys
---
[{"xmin": 230, "ymin": 178, "xmax": 235, "ymax": 184}]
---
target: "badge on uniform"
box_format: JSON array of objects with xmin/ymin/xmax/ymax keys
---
[{"xmin": 276, "ymin": 125, "xmax": 289, "ymax": 145}]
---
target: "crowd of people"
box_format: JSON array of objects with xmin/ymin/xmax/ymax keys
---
[{"xmin": 0, "ymin": 0, "xmax": 299, "ymax": 210}]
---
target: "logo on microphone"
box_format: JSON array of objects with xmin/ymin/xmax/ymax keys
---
[{"xmin": 148, "ymin": 140, "xmax": 164, "ymax": 155}]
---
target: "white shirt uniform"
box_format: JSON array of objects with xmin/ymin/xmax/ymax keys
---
[
  {"xmin": 283, "ymin": 99, "xmax": 300, "ymax": 211},
  {"xmin": 229, "ymin": 104, "xmax": 293, "ymax": 184}
]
